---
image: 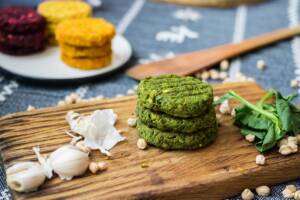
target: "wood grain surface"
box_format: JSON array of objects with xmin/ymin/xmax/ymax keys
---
[{"xmin": 0, "ymin": 82, "xmax": 299, "ymax": 200}]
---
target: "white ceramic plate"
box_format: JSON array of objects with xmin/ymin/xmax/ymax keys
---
[{"xmin": 0, "ymin": 35, "xmax": 132, "ymax": 81}]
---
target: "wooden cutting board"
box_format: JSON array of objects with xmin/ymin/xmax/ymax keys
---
[{"xmin": 1, "ymin": 82, "xmax": 300, "ymax": 200}]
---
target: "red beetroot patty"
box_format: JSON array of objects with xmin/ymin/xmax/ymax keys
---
[
  {"xmin": 0, "ymin": 42, "xmax": 45, "ymax": 55},
  {"xmin": 0, "ymin": 6, "xmax": 45, "ymax": 34},
  {"xmin": 0, "ymin": 31, "xmax": 47, "ymax": 48}
]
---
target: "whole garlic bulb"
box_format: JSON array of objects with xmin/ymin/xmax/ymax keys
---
[
  {"xmin": 48, "ymin": 145, "xmax": 89, "ymax": 180},
  {"xmin": 6, "ymin": 162, "xmax": 46, "ymax": 192}
]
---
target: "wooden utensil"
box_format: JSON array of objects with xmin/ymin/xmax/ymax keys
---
[
  {"xmin": 2, "ymin": 82, "xmax": 300, "ymax": 199},
  {"xmin": 127, "ymin": 26, "xmax": 300, "ymax": 80}
]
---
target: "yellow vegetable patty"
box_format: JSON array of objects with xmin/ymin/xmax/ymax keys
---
[
  {"xmin": 60, "ymin": 42, "xmax": 112, "ymax": 58},
  {"xmin": 37, "ymin": 1, "xmax": 92, "ymax": 23},
  {"xmin": 56, "ymin": 18, "xmax": 115, "ymax": 47},
  {"xmin": 61, "ymin": 54, "xmax": 112, "ymax": 70}
]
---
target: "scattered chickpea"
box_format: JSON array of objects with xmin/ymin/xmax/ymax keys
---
[
  {"xmin": 294, "ymin": 190, "xmax": 300, "ymax": 200},
  {"xmin": 255, "ymin": 154, "xmax": 266, "ymax": 165},
  {"xmin": 289, "ymin": 143, "xmax": 298, "ymax": 153},
  {"xmin": 236, "ymin": 72, "xmax": 245, "ymax": 80},
  {"xmin": 247, "ymin": 77, "xmax": 255, "ymax": 82},
  {"xmin": 57, "ymin": 100, "xmax": 66, "ymax": 106},
  {"xmin": 290, "ymin": 79, "xmax": 299, "ymax": 88},
  {"xmin": 219, "ymin": 100, "xmax": 231, "ymax": 115},
  {"xmin": 97, "ymin": 162, "xmax": 108, "ymax": 171},
  {"xmin": 277, "ymin": 138, "xmax": 288, "ymax": 147},
  {"xmin": 231, "ymin": 108, "xmax": 236, "ymax": 117},
  {"xmin": 88, "ymin": 97, "xmax": 96, "ymax": 101},
  {"xmin": 245, "ymin": 134, "xmax": 255, "ymax": 143},
  {"xmin": 115, "ymin": 94, "xmax": 124, "ymax": 98},
  {"xmin": 201, "ymin": 71, "xmax": 210, "ymax": 81},
  {"xmin": 127, "ymin": 89, "xmax": 136, "ymax": 95},
  {"xmin": 89, "ymin": 162, "xmax": 99, "ymax": 174},
  {"xmin": 223, "ymin": 78, "xmax": 233, "ymax": 83},
  {"xmin": 219, "ymin": 71, "xmax": 228, "ymax": 80},
  {"xmin": 127, "ymin": 117, "xmax": 138, "ymax": 127},
  {"xmin": 288, "ymin": 136, "xmax": 298, "ymax": 145},
  {"xmin": 26, "ymin": 105, "xmax": 35, "ymax": 111},
  {"xmin": 282, "ymin": 185, "xmax": 297, "ymax": 198},
  {"xmin": 220, "ymin": 60, "xmax": 230, "ymax": 71},
  {"xmin": 65, "ymin": 93, "xmax": 80, "ymax": 104},
  {"xmin": 64, "ymin": 97, "xmax": 73, "ymax": 104},
  {"xmin": 241, "ymin": 188, "xmax": 254, "ymax": 200},
  {"xmin": 279, "ymin": 144, "xmax": 294, "ymax": 155},
  {"xmin": 209, "ymin": 69, "xmax": 220, "ymax": 80},
  {"xmin": 195, "ymin": 72, "xmax": 202, "ymax": 79},
  {"xmin": 213, "ymin": 96, "xmax": 220, "ymax": 102},
  {"xmin": 133, "ymin": 85, "xmax": 138, "ymax": 91},
  {"xmin": 256, "ymin": 185, "xmax": 271, "ymax": 197},
  {"xmin": 235, "ymin": 72, "xmax": 251, "ymax": 82},
  {"xmin": 238, "ymin": 75, "xmax": 248, "ymax": 82},
  {"xmin": 137, "ymin": 138, "xmax": 147, "ymax": 150},
  {"xmin": 277, "ymin": 139, "xmax": 298, "ymax": 155},
  {"xmin": 256, "ymin": 59, "xmax": 265, "ymax": 70},
  {"xmin": 95, "ymin": 95, "xmax": 104, "ymax": 100},
  {"xmin": 75, "ymin": 141, "xmax": 91, "ymax": 154},
  {"xmin": 89, "ymin": 162, "xmax": 108, "ymax": 174},
  {"xmin": 76, "ymin": 98, "xmax": 85, "ymax": 103}
]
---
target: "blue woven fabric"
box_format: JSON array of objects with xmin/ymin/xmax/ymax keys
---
[{"xmin": 0, "ymin": 0, "xmax": 299, "ymax": 199}]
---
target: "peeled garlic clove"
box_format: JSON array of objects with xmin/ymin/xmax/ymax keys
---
[
  {"xmin": 6, "ymin": 162, "xmax": 46, "ymax": 192},
  {"xmin": 49, "ymin": 145, "xmax": 89, "ymax": 180}
]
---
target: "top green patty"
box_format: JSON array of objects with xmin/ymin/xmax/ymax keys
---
[
  {"xmin": 136, "ymin": 102, "xmax": 217, "ymax": 133},
  {"xmin": 137, "ymin": 75, "xmax": 213, "ymax": 118}
]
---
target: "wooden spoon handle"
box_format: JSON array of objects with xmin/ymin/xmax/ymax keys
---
[
  {"xmin": 127, "ymin": 26, "xmax": 300, "ymax": 80},
  {"xmin": 227, "ymin": 26, "xmax": 300, "ymax": 57}
]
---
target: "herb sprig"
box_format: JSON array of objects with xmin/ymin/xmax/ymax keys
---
[{"xmin": 214, "ymin": 89, "xmax": 300, "ymax": 152}]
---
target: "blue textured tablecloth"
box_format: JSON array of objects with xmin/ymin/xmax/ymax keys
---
[{"xmin": 0, "ymin": 0, "xmax": 299, "ymax": 199}]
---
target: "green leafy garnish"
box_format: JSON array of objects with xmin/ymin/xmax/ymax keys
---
[{"xmin": 214, "ymin": 89, "xmax": 300, "ymax": 152}]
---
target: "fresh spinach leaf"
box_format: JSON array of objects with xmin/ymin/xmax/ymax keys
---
[
  {"xmin": 214, "ymin": 89, "xmax": 299, "ymax": 152},
  {"xmin": 274, "ymin": 90, "xmax": 300, "ymax": 134},
  {"xmin": 240, "ymin": 128, "xmax": 265, "ymax": 140},
  {"xmin": 235, "ymin": 105, "xmax": 272, "ymax": 131}
]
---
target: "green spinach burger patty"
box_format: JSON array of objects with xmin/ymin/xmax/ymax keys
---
[
  {"xmin": 137, "ymin": 75, "xmax": 213, "ymax": 118},
  {"xmin": 136, "ymin": 120, "xmax": 218, "ymax": 150},
  {"xmin": 136, "ymin": 102, "xmax": 217, "ymax": 133}
]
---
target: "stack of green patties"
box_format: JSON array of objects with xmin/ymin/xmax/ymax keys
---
[{"xmin": 136, "ymin": 75, "xmax": 218, "ymax": 150}]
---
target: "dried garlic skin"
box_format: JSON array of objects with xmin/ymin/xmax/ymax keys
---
[
  {"xmin": 66, "ymin": 109, "xmax": 125, "ymax": 156},
  {"xmin": 6, "ymin": 162, "xmax": 46, "ymax": 192},
  {"xmin": 49, "ymin": 145, "xmax": 89, "ymax": 180}
]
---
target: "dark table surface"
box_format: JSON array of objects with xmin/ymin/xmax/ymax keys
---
[{"xmin": 0, "ymin": 0, "xmax": 300, "ymax": 199}]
